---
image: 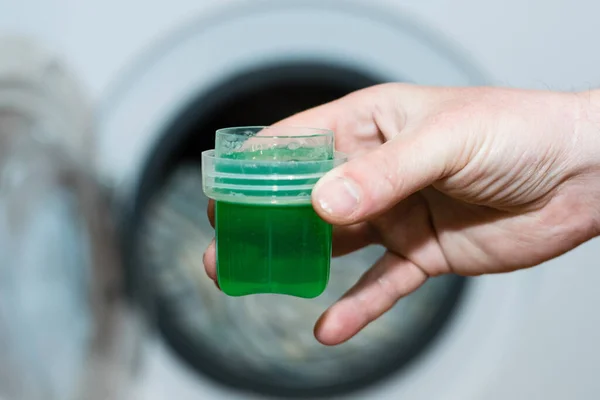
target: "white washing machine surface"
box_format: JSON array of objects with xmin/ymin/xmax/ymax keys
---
[{"xmin": 1, "ymin": 1, "xmax": 600, "ymax": 399}]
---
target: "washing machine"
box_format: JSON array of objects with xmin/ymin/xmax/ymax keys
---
[{"xmin": 1, "ymin": 0, "xmax": 600, "ymax": 399}]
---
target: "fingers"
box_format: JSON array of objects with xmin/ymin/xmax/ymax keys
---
[
  {"xmin": 271, "ymin": 83, "xmax": 411, "ymax": 156},
  {"xmin": 369, "ymin": 192, "xmax": 451, "ymax": 276},
  {"xmin": 311, "ymin": 126, "xmax": 465, "ymax": 225},
  {"xmin": 274, "ymin": 82, "xmax": 462, "ymax": 225},
  {"xmin": 331, "ymin": 222, "xmax": 379, "ymax": 257},
  {"xmin": 314, "ymin": 251, "xmax": 428, "ymax": 345},
  {"xmin": 203, "ymin": 239, "xmax": 216, "ymax": 281},
  {"xmin": 204, "ymin": 200, "xmax": 218, "ymax": 284},
  {"xmin": 273, "ymin": 84, "xmax": 467, "ymax": 226}
]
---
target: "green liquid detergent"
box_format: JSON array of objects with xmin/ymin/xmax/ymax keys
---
[
  {"xmin": 202, "ymin": 126, "xmax": 345, "ymax": 298},
  {"xmin": 215, "ymin": 201, "xmax": 331, "ymax": 298}
]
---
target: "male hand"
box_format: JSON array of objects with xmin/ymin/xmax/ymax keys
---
[{"xmin": 203, "ymin": 84, "xmax": 600, "ymax": 345}]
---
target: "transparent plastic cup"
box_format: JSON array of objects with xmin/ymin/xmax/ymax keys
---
[{"xmin": 202, "ymin": 126, "xmax": 346, "ymax": 298}]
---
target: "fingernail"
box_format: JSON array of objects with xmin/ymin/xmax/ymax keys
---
[{"xmin": 314, "ymin": 176, "xmax": 361, "ymax": 217}]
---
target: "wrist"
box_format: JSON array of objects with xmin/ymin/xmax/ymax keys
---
[{"xmin": 573, "ymin": 89, "xmax": 600, "ymax": 235}]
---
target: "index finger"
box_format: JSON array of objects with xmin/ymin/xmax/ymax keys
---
[{"xmin": 270, "ymin": 83, "xmax": 409, "ymax": 156}]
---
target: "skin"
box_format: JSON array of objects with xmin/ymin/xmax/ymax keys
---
[{"xmin": 203, "ymin": 83, "xmax": 600, "ymax": 346}]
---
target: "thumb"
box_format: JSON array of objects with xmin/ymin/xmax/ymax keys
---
[{"xmin": 312, "ymin": 129, "xmax": 464, "ymax": 225}]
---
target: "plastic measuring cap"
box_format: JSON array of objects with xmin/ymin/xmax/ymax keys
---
[{"xmin": 202, "ymin": 126, "xmax": 347, "ymax": 298}]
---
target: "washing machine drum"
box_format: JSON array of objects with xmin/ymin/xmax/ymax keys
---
[
  {"xmin": 138, "ymin": 64, "xmax": 465, "ymax": 398},
  {"xmin": 98, "ymin": 2, "xmax": 486, "ymax": 397}
]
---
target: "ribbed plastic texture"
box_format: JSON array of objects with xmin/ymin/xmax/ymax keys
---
[{"xmin": 202, "ymin": 149, "xmax": 346, "ymax": 204}]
